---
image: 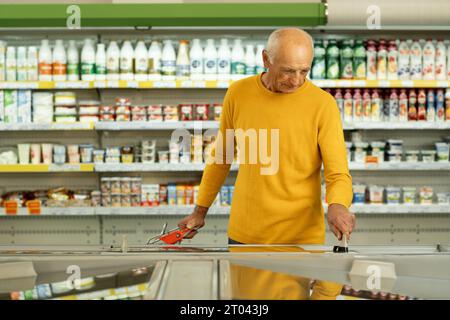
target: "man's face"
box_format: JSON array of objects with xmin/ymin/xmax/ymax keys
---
[{"xmin": 262, "ymin": 44, "xmax": 313, "ymax": 93}]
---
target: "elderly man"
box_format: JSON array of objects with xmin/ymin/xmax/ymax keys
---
[{"xmin": 178, "ymin": 28, "xmax": 355, "ymax": 245}]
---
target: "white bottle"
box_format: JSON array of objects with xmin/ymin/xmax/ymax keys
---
[
  {"xmin": 387, "ymin": 41, "xmax": 398, "ymax": 80},
  {"xmin": 435, "ymin": 40, "xmax": 447, "ymax": 81},
  {"xmin": 81, "ymin": 38, "xmax": 96, "ymax": 81},
  {"xmin": 376, "ymin": 43, "xmax": 387, "ymax": 80},
  {"xmin": 176, "ymin": 40, "xmax": 190, "ymax": 79},
  {"xmin": 231, "ymin": 39, "xmax": 246, "ymax": 80},
  {"xmin": 397, "ymin": 40, "xmax": 410, "ymax": 80},
  {"xmin": 27, "ymin": 46, "xmax": 39, "ymax": 81},
  {"xmin": 448, "ymin": 45, "xmax": 450, "ymax": 80},
  {"xmin": 52, "ymin": 39, "xmax": 67, "ymax": 81},
  {"xmin": 217, "ymin": 38, "xmax": 231, "ymax": 81},
  {"xmin": 148, "ymin": 40, "xmax": 162, "ymax": 80},
  {"xmin": 161, "ymin": 40, "xmax": 176, "ymax": 80},
  {"xmin": 106, "ymin": 41, "xmax": 120, "ymax": 81},
  {"xmin": 95, "ymin": 43, "xmax": 106, "ymax": 81},
  {"xmin": 409, "ymin": 40, "xmax": 423, "ymax": 80},
  {"xmin": 189, "ymin": 38, "xmax": 203, "ymax": 80},
  {"xmin": 120, "ymin": 40, "xmax": 134, "ymax": 81},
  {"xmin": 255, "ymin": 44, "xmax": 266, "ymax": 74},
  {"xmin": 204, "ymin": 39, "xmax": 217, "ymax": 80},
  {"xmin": 134, "ymin": 40, "xmax": 148, "ymax": 81},
  {"xmin": 16, "ymin": 46, "xmax": 28, "ymax": 81},
  {"xmin": 67, "ymin": 40, "xmax": 79, "ymax": 81},
  {"xmin": 422, "ymin": 39, "xmax": 435, "ymax": 80},
  {"xmin": 38, "ymin": 39, "xmax": 52, "ymax": 81},
  {"xmin": 6, "ymin": 46, "xmax": 16, "ymax": 81},
  {"xmin": 245, "ymin": 44, "xmax": 256, "ymax": 76}
]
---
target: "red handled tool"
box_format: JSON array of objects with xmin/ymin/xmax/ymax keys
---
[{"xmin": 146, "ymin": 222, "xmax": 196, "ymax": 245}]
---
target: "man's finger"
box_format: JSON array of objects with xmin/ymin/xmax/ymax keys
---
[
  {"xmin": 331, "ymin": 225, "xmax": 342, "ymax": 241},
  {"xmin": 184, "ymin": 230, "xmax": 198, "ymax": 239}
]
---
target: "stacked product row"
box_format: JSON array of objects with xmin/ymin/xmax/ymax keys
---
[
  {"xmin": 0, "ymin": 92, "xmax": 223, "ymax": 123},
  {"xmin": 311, "ymin": 39, "xmax": 450, "ymax": 80},
  {"xmin": 0, "ymin": 38, "xmax": 265, "ymax": 82}
]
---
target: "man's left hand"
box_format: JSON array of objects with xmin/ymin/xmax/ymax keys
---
[{"xmin": 327, "ymin": 203, "xmax": 356, "ymax": 241}]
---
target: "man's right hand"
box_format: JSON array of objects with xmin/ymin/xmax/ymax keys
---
[{"xmin": 177, "ymin": 205, "xmax": 209, "ymax": 239}]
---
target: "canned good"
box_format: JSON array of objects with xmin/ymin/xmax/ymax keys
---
[
  {"xmin": 99, "ymin": 113, "xmax": 115, "ymax": 121},
  {"xmin": 386, "ymin": 139, "xmax": 404, "ymax": 153},
  {"xmin": 387, "ymin": 151, "xmax": 402, "ymax": 163},
  {"xmin": 121, "ymin": 194, "xmax": 131, "ymax": 207},
  {"xmin": 100, "ymin": 178, "xmax": 111, "ymax": 193},
  {"xmin": 101, "ymin": 193, "xmax": 111, "ymax": 207},
  {"xmin": 120, "ymin": 177, "xmax": 132, "ymax": 194},
  {"xmin": 148, "ymin": 113, "xmax": 164, "ymax": 121},
  {"xmin": 79, "ymin": 115, "xmax": 99, "ymax": 123},
  {"xmin": 132, "ymin": 114, "xmax": 147, "ymax": 121},
  {"xmin": 116, "ymin": 113, "xmax": 131, "ymax": 121},
  {"xmin": 130, "ymin": 177, "xmax": 142, "ymax": 194},
  {"xmin": 115, "ymin": 106, "xmax": 131, "ymax": 114},
  {"xmin": 352, "ymin": 184, "xmax": 366, "ymax": 204},
  {"xmin": 176, "ymin": 185, "xmax": 186, "ymax": 205},
  {"xmin": 106, "ymin": 147, "xmax": 121, "ymax": 157},
  {"xmin": 195, "ymin": 104, "xmax": 209, "ymax": 120},
  {"xmin": 131, "ymin": 194, "xmax": 141, "ymax": 207},
  {"xmin": 111, "ymin": 194, "xmax": 122, "ymax": 207},
  {"xmin": 91, "ymin": 191, "xmax": 101, "ymax": 207},
  {"xmin": 435, "ymin": 143, "xmax": 449, "ymax": 162},
  {"xmin": 421, "ymin": 150, "xmax": 436, "ymax": 163},
  {"xmin": 405, "ymin": 150, "xmax": 419, "ymax": 163},
  {"xmin": 148, "ymin": 104, "xmax": 163, "ymax": 115},
  {"xmin": 115, "ymin": 97, "xmax": 131, "ymax": 106},
  {"xmin": 369, "ymin": 185, "xmax": 384, "ymax": 204},
  {"xmin": 93, "ymin": 149, "xmax": 105, "ymax": 163},
  {"xmin": 370, "ymin": 141, "xmax": 385, "ymax": 163},
  {"xmin": 110, "ymin": 178, "xmax": 121, "ymax": 193},
  {"xmin": 79, "ymin": 144, "xmax": 94, "ymax": 163},
  {"xmin": 99, "ymin": 105, "xmax": 115, "ymax": 113},
  {"xmin": 131, "ymin": 106, "xmax": 147, "ymax": 114},
  {"xmin": 185, "ymin": 186, "xmax": 194, "ymax": 205},
  {"xmin": 159, "ymin": 184, "xmax": 168, "ymax": 205},
  {"xmin": 353, "ymin": 142, "xmax": 369, "ymax": 163}
]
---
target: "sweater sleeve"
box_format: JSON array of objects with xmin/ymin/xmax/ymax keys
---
[
  {"xmin": 196, "ymin": 87, "xmax": 235, "ymax": 208},
  {"xmin": 318, "ymin": 98, "xmax": 353, "ymax": 209}
]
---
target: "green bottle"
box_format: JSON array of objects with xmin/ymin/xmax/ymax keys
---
[
  {"xmin": 312, "ymin": 40, "xmax": 326, "ymax": 79},
  {"xmin": 326, "ymin": 40, "xmax": 340, "ymax": 79},
  {"xmin": 340, "ymin": 40, "xmax": 354, "ymax": 79},
  {"xmin": 353, "ymin": 40, "xmax": 367, "ymax": 79}
]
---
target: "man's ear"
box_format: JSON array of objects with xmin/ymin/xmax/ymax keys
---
[{"xmin": 262, "ymin": 49, "xmax": 271, "ymax": 69}]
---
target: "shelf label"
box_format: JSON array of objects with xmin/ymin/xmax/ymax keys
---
[
  {"xmin": 154, "ymin": 81, "xmax": 176, "ymax": 88},
  {"xmin": 378, "ymin": 80, "xmax": 390, "ymax": 88},
  {"xmin": 48, "ymin": 164, "xmax": 82, "ymax": 172},
  {"xmin": 106, "ymin": 80, "xmax": 119, "ymax": 88},
  {"xmin": 352, "ymin": 80, "xmax": 366, "ymax": 87},
  {"xmin": 216, "ymin": 81, "xmax": 230, "ymax": 88},
  {"xmin": 4, "ymin": 201, "xmax": 18, "ymax": 215},
  {"xmin": 401, "ymin": 80, "xmax": 414, "ymax": 87},
  {"xmin": 94, "ymin": 81, "xmax": 106, "ymax": 88},
  {"xmin": 339, "ymin": 80, "xmax": 352, "ymax": 87},
  {"xmin": 192, "ymin": 81, "xmax": 206, "ymax": 88},
  {"xmin": 126, "ymin": 81, "xmax": 138, "ymax": 88},
  {"xmin": 437, "ymin": 81, "xmax": 449, "ymax": 88},
  {"xmin": 27, "ymin": 200, "xmax": 41, "ymax": 215}
]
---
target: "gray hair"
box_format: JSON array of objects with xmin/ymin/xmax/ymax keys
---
[{"xmin": 266, "ymin": 28, "xmax": 314, "ymax": 63}]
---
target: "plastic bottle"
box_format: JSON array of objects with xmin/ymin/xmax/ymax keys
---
[
  {"xmin": 312, "ymin": 39, "xmax": 326, "ymax": 79},
  {"xmin": 95, "ymin": 43, "xmax": 106, "ymax": 81},
  {"xmin": 52, "ymin": 39, "xmax": 67, "ymax": 81},
  {"xmin": 189, "ymin": 39, "xmax": 203, "ymax": 80},
  {"xmin": 353, "ymin": 89, "xmax": 363, "ymax": 121},
  {"xmin": 148, "ymin": 40, "xmax": 162, "ymax": 81},
  {"xmin": 362, "ymin": 89, "xmax": 371, "ymax": 121},
  {"xmin": 134, "ymin": 40, "xmax": 148, "ymax": 81},
  {"xmin": 397, "ymin": 40, "xmax": 410, "ymax": 80},
  {"xmin": 389, "ymin": 89, "xmax": 399, "ymax": 122},
  {"xmin": 231, "ymin": 39, "xmax": 246, "ymax": 80},
  {"xmin": 366, "ymin": 40, "xmax": 377, "ymax": 80},
  {"xmin": 255, "ymin": 44, "xmax": 265, "ymax": 75},
  {"xmin": 161, "ymin": 40, "xmax": 176, "ymax": 80},
  {"xmin": 6, "ymin": 46, "xmax": 17, "ymax": 81},
  {"xmin": 435, "ymin": 40, "xmax": 447, "ymax": 81},
  {"xmin": 422, "ymin": 39, "xmax": 435, "ymax": 80},
  {"xmin": 436, "ymin": 89, "xmax": 445, "ymax": 121},
  {"xmin": 217, "ymin": 38, "xmax": 231, "ymax": 80},
  {"xmin": 204, "ymin": 39, "xmax": 218, "ymax": 80},
  {"xmin": 106, "ymin": 41, "xmax": 120, "ymax": 81},
  {"xmin": 445, "ymin": 89, "xmax": 450, "ymax": 120},
  {"xmin": 16, "ymin": 46, "xmax": 28, "ymax": 81},
  {"xmin": 27, "ymin": 46, "xmax": 39, "ymax": 81},
  {"xmin": 343, "ymin": 89, "xmax": 353, "ymax": 122},
  {"xmin": 353, "ymin": 40, "xmax": 366, "ymax": 80},
  {"xmin": 387, "ymin": 40, "xmax": 398, "ymax": 80},
  {"xmin": 176, "ymin": 40, "xmax": 190, "ymax": 80},
  {"xmin": 38, "ymin": 39, "xmax": 52, "ymax": 81},
  {"xmin": 447, "ymin": 45, "xmax": 450, "ymax": 80},
  {"xmin": 326, "ymin": 40, "xmax": 340, "ymax": 79},
  {"xmin": 417, "ymin": 89, "xmax": 427, "ymax": 120},
  {"xmin": 340, "ymin": 40, "xmax": 353, "ymax": 79},
  {"xmin": 67, "ymin": 40, "xmax": 79, "ymax": 81},
  {"xmin": 81, "ymin": 38, "xmax": 96, "ymax": 81},
  {"xmin": 376, "ymin": 40, "xmax": 387, "ymax": 80},
  {"xmin": 120, "ymin": 40, "xmax": 134, "ymax": 81},
  {"xmin": 244, "ymin": 44, "xmax": 256, "ymax": 76},
  {"xmin": 408, "ymin": 89, "xmax": 418, "ymax": 121},
  {"xmin": 334, "ymin": 89, "xmax": 344, "ymax": 121},
  {"xmin": 399, "ymin": 89, "xmax": 408, "ymax": 122},
  {"xmin": 371, "ymin": 89, "xmax": 382, "ymax": 121},
  {"xmin": 409, "ymin": 40, "xmax": 422, "ymax": 80},
  {"xmin": 426, "ymin": 89, "xmax": 435, "ymax": 121}
]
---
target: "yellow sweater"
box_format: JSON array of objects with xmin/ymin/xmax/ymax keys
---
[{"xmin": 196, "ymin": 74, "xmax": 352, "ymax": 244}]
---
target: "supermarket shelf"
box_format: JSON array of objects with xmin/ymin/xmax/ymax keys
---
[
  {"xmin": 348, "ymin": 162, "xmax": 450, "ymax": 171},
  {"xmin": 1, "ymin": 79, "xmax": 449, "ymax": 90},
  {"xmin": 95, "ymin": 121, "xmax": 219, "ymax": 131},
  {"xmin": 3, "ymin": 204, "xmax": 450, "ymax": 216},
  {"xmin": 1, "ymin": 162, "xmax": 448, "ymax": 173},
  {"xmin": 344, "ymin": 122, "xmax": 450, "ymax": 130},
  {"xmin": 0, "ymin": 122, "xmax": 94, "ymax": 131},
  {"xmin": 95, "ymin": 163, "xmax": 239, "ymax": 172},
  {"xmin": 0, "ymin": 164, "xmax": 94, "ymax": 172}
]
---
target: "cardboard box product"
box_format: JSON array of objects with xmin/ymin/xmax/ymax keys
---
[
  {"xmin": 17, "ymin": 90, "xmax": 32, "ymax": 123},
  {"xmin": 4, "ymin": 90, "xmax": 17, "ymax": 123}
]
